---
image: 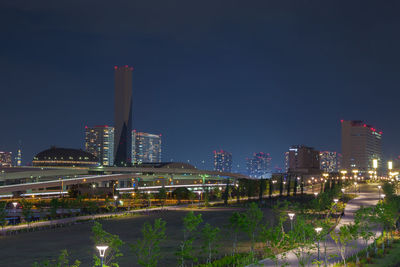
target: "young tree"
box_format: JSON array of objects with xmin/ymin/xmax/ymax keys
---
[
  {"xmin": 91, "ymin": 221, "xmax": 124, "ymax": 267},
  {"xmin": 20, "ymin": 199, "xmax": 33, "ymax": 226},
  {"xmin": 228, "ymin": 212, "xmax": 247, "ymax": 255},
  {"xmin": 157, "ymin": 187, "xmax": 167, "ymax": 208},
  {"xmin": 0, "ymin": 202, "xmax": 7, "ymax": 231},
  {"xmin": 288, "ymin": 214, "xmax": 315, "ymax": 267},
  {"xmin": 131, "ymin": 218, "xmax": 166, "ymax": 267},
  {"xmin": 49, "ymin": 198, "xmax": 59, "ymax": 220},
  {"xmin": 176, "ymin": 211, "xmax": 203, "ymax": 267},
  {"xmin": 243, "ymin": 202, "xmax": 263, "ymax": 254},
  {"xmin": 330, "ymin": 224, "xmax": 355, "ymax": 266},
  {"xmin": 32, "ymin": 249, "xmax": 81, "ymax": 267},
  {"xmin": 201, "ymin": 223, "xmax": 220, "ymax": 263}
]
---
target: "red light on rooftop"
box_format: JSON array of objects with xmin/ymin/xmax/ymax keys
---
[
  {"xmin": 159, "ymin": 134, "xmax": 162, "ymax": 136},
  {"xmin": 379, "ymin": 131, "xmax": 383, "ymax": 134},
  {"xmin": 363, "ymin": 124, "xmax": 367, "ymax": 127},
  {"xmin": 85, "ymin": 126, "xmax": 88, "ymax": 129},
  {"xmin": 125, "ymin": 65, "xmax": 128, "ymax": 68},
  {"xmin": 130, "ymin": 67, "xmax": 134, "ymax": 71},
  {"xmin": 340, "ymin": 119, "xmax": 344, "ymax": 123},
  {"xmin": 114, "ymin": 66, "xmax": 118, "ymax": 70}
]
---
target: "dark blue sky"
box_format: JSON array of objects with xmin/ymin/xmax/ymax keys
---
[{"xmin": 1, "ymin": 0, "xmax": 400, "ymax": 170}]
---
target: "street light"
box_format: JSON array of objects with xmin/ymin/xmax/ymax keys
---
[
  {"xmin": 315, "ymin": 227, "xmax": 323, "ymax": 261},
  {"xmin": 381, "ymin": 194, "xmax": 385, "ymax": 200},
  {"xmin": 373, "ymin": 159, "xmax": 378, "ymax": 180},
  {"xmin": 314, "ymin": 192, "xmax": 318, "ymax": 198},
  {"xmin": 288, "ymin": 213, "xmax": 295, "ymax": 231},
  {"xmin": 96, "ymin": 245, "xmax": 108, "ymax": 267},
  {"xmin": 378, "ymin": 185, "xmax": 381, "ymax": 199},
  {"xmin": 354, "ymin": 182, "xmax": 358, "ymax": 194}
]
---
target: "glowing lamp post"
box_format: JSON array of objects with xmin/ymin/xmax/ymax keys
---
[
  {"xmin": 333, "ymin": 199, "xmax": 339, "ymax": 213},
  {"xmin": 381, "ymin": 194, "xmax": 385, "ymax": 200},
  {"xmin": 314, "ymin": 192, "xmax": 318, "ymax": 198},
  {"xmin": 354, "ymin": 182, "xmax": 358, "ymax": 194},
  {"xmin": 113, "ymin": 195, "xmax": 118, "ymax": 208},
  {"xmin": 288, "ymin": 213, "xmax": 295, "ymax": 231},
  {"xmin": 12, "ymin": 202, "xmax": 18, "ymax": 224},
  {"xmin": 96, "ymin": 245, "xmax": 108, "ymax": 267},
  {"xmin": 315, "ymin": 227, "xmax": 323, "ymax": 261}
]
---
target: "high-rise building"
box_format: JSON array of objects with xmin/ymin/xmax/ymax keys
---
[
  {"xmin": 114, "ymin": 65, "xmax": 133, "ymax": 166},
  {"xmin": 213, "ymin": 150, "xmax": 232, "ymax": 172},
  {"xmin": 15, "ymin": 149, "xmax": 22, "ymax": 166},
  {"xmin": 246, "ymin": 152, "xmax": 271, "ymax": 178},
  {"xmin": 85, "ymin": 125, "xmax": 115, "ymax": 166},
  {"xmin": 132, "ymin": 131, "xmax": 162, "ymax": 164},
  {"xmin": 319, "ymin": 151, "xmax": 341, "ymax": 173},
  {"xmin": 287, "ymin": 145, "xmax": 320, "ymax": 174},
  {"xmin": 341, "ymin": 120, "xmax": 382, "ymax": 172},
  {"xmin": 284, "ymin": 151, "xmax": 289, "ymax": 172},
  {"xmin": 0, "ymin": 152, "xmax": 12, "ymax": 167}
]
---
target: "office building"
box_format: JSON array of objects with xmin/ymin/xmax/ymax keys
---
[
  {"xmin": 319, "ymin": 151, "xmax": 341, "ymax": 173},
  {"xmin": 85, "ymin": 125, "xmax": 115, "ymax": 166},
  {"xmin": 213, "ymin": 150, "xmax": 232, "ymax": 172},
  {"xmin": 132, "ymin": 131, "xmax": 162, "ymax": 164},
  {"xmin": 246, "ymin": 152, "xmax": 271, "ymax": 178},
  {"xmin": 114, "ymin": 65, "xmax": 133, "ymax": 166},
  {"xmin": 341, "ymin": 120, "xmax": 382, "ymax": 172},
  {"xmin": 0, "ymin": 152, "xmax": 12, "ymax": 167},
  {"xmin": 287, "ymin": 145, "xmax": 320, "ymax": 174}
]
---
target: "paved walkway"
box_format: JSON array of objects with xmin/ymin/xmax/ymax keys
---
[{"xmin": 255, "ymin": 183, "xmax": 381, "ymax": 266}]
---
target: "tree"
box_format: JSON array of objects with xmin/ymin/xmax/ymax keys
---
[
  {"xmin": 20, "ymin": 199, "xmax": 33, "ymax": 226},
  {"xmin": 223, "ymin": 179, "xmax": 230, "ymax": 205},
  {"xmin": 330, "ymin": 224, "xmax": 356, "ymax": 266},
  {"xmin": 228, "ymin": 212, "xmax": 247, "ymax": 255},
  {"xmin": 49, "ymin": 198, "xmax": 59, "ymax": 220},
  {"xmin": 91, "ymin": 221, "xmax": 124, "ymax": 267},
  {"xmin": 243, "ymin": 202, "xmax": 263, "ymax": 254},
  {"xmin": 0, "ymin": 202, "xmax": 7, "ymax": 230},
  {"xmin": 131, "ymin": 218, "xmax": 166, "ymax": 267},
  {"xmin": 176, "ymin": 211, "xmax": 203, "ymax": 267},
  {"xmin": 157, "ymin": 187, "xmax": 167, "ymax": 208},
  {"xmin": 173, "ymin": 187, "xmax": 190, "ymax": 204},
  {"xmin": 288, "ymin": 214, "xmax": 315, "ymax": 267},
  {"xmin": 355, "ymin": 207, "xmax": 375, "ymax": 258},
  {"xmin": 32, "ymin": 249, "xmax": 81, "ymax": 267},
  {"xmin": 201, "ymin": 223, "xmax": 220, "ymax": 263}
]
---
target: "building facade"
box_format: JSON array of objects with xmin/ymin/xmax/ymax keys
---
[
  {"xmin": 132, "ymin": 131, "xmax": 162, "ymax": 164},
  {"xmin": 33, "ymin": 147, "xmax": 99, "ymax": 167},
  {"xmin": 319, "ymin": 151, "xmax": 341, "ymax": 173},
  {"xmin": 341, "ymin": 120, "xmax": 382, "ymax": 172},
  {"xmin": 287, "ymin": 145, "xmax": 320, "ymax": 174},
  {"xmin": 85, "ymin": 125, "xmax": 115, "ymax": 166},
  {"xmin": 0, "ymin": 152, "xmax": 12, "ymax": 167},
  {"xmin": 246, "ymin": 152, "xmax": 271, "ymax": 178},
  {"xmin": 114, "ymin": 65, "xmax": 133, "ymax": 166},
  {"xmin": 213, "ymin": 150, "xmax": 232, "ymax": 172}
]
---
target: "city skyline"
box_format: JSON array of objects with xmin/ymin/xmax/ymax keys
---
[{"xmin": 2, "ymin": 1, "xmax": 400, "ymax": 170}]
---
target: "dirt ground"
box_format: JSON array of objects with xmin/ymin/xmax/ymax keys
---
[{"xmin": 0, "ymin": 206, "xmax": 275, "ymax": 267}]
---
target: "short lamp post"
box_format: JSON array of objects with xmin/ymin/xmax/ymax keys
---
[
  {"xmin": 96, "ymin": 245, "xmax": 108, "ymax": 267},
  {"xmin": 315, "ymin": 227, "xmax": 323, "ymax": 261},
  {"xmin": 113, "ymin": 195, "xmax": 118, "ymax": 208},
  {"xmin": 288, "ymin": 213, "xmax": 295, "ymax": 231},
  {"xmin": 12, "ymin": 202, "xmax": 18, "ymax": 224},
  {"xmin": 314, "ymin": 192, "xmax": 318, "ymax": 198},
  {"xmin": 354, "ymin": 182, "xmax": 357, "ymax": 195},
  {"xmin": 381, "ymin": 194, "xmax": 385, "ymax": 200}
]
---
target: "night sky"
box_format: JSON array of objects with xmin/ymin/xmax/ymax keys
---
[{"xmin": 1, "ymin": 1, "xmax": 400, "ymax": 171}]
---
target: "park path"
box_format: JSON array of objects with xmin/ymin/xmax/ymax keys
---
[{"xmin": 254, "ymin": 183, "xmax": 381, "ymax": 267}]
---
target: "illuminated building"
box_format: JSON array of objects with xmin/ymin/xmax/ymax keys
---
[
  {"xmin": 114, "ymin": 65, "xmax": 133, "ymax": 166},
  {"xmin": 0, "ymin": 152, "xmax": 12, "ymax": 167},
  {"xmin": 319, "ymin": 151, "xmax": 341, "ymax": 173},
  {"xmin": 33, "ymin": 147, "xmax": 99, "ymax": 167},
  {"xmin": 341, "ymin": 120, "xmax": 382, "ymax": 172},
  {"xmin": 85, "ymin": 125, "xmax": 114, "ymax": 166},
  {"xmin": 246, "ymin": 152, "xmax": 271, "ymax": 178},
  {"xmin": 284, "ymin": 151, "xmax": 289, "ymax": 172},
  {"xmin": 15, "ymin": 149, "xmax": 22, "ymax": 166},
  {"xmin": 287, "ymin": 145, "xmax": 320, "ymax": 174},
  {"xmin": 132, "ymin": 131, "xmax": 162, "ymax": 164},
  {"xmin": 213, "ymin": 150, "xmax": 232, "ymax": 172}
]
